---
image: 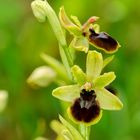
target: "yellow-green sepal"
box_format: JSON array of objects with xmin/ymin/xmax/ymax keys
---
[
  {"xmin": 70, "ymin": 15, "xmax": 82, "ymax": 28},
  {"xmin": 86, "ymin": 51, "xmax": 103, "ymax": 82},
  {"xmin": 96, "ymin": 88, "xmax": 123, "ymax": 110},
  {"xmin": 71, "ymin": 65, "xmax": 87, "ymax": 86},
  {"xmin": 52, "ymin": 85, "xmax": 80, "ymax": 102},
  {"xmin": 69, "ymin": 36, "xmax": 89, "ymax": 53},
  {"xmin": 94, "ymin": 72, "xmax": 116, "ymax": 88},
  {"xmin": 59, "ymin": 6, "xmax": 81, "ymax": 36}
]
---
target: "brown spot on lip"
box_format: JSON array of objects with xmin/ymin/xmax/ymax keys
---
[
  {"xmin": 82, "ymin": 32, "xmax": 87, "ymax": 37},
  {"xmin": 70, "ymin": 89, "xmax": 100, "ymax": 123},
  {"xmin": 88, "ymin": 28, "xmax": 118, "ymax": 52}
]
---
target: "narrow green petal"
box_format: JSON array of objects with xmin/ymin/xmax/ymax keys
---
[
  {"xmin": 103, "ymin": 55, "xmax": 114, "ymax": 68},
  {"xmin": 82, "ymin": 16, "xmax": 99, "ymax": 31},
  {"xmin": 96, "ymin": 88, "xmax": 123, "ymax": 110},
  {"xmin": 86, "ymin": 51, "xmax": 103, "ymax": 82},
  {"xmin": 52, "ymin": 85, "xmax": 80, "ymax": 102},
  {"xmin": 59, "ymin": 6, "xmax": 81, "ymax": 36},
  {"xmin": 69, "ymin": 37, "xmax": 89, "ymax": 53},
  {"xmin": 86, "ymin": 24, "xmax": 100, "ymax": 35},
  {"xmin": 71, "ymin": 65, "xmax": 87, "ymax": 86},
  {"xmin": 67, "ymin": 107, "xmax": 102, "ymax": 126},
  {"xmin": 93, "ymin": 24, "xmax": 100, "ymax": 33},
  {"xmin": 94, "ymin": 72, "xmax": 116, "ymax": 88},
  {"xmin": 70, "ymin": 15, "xmax": 82, "ymax": 27},
  {"xmin": 59, "ymin": 115, "xmax": 84, "ymax": 140}
]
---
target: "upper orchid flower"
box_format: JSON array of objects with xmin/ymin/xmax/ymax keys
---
[
  {"xmin": 59, "ymin": 7, "xmax": 121, "ymax": 53},
  {"xmin": 52, "ymin": 51, "xmax": 123, "ymax": 126}
]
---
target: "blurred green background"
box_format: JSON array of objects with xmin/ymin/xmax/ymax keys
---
[{"xmin": 0, "ymin": 0, "xmax": 140, "ymax": 140}]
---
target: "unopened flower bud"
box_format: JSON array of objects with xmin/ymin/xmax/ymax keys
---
[
  {"xmin": 31, "ymin": 0, "xmax": 47, "ymax": 22},
  {"xmin": 27, "ymin": 66, "xmax": 56, "ymax": 88},
  {"xmin": 0, "ymin": 90, "xmax": 8, "ymax": 112},
  {"xmin": 34, "ymin": 137, "xmax": 48, "ymax": 140}
]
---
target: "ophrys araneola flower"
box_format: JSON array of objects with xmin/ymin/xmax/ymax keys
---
[{"xmin": 52, "ymin": 51, "xmax": 123, "ymax": 126}]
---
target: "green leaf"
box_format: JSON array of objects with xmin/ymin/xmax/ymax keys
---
[
  {"xmin": 94, "ymin": 72, "xmax": 116, "ymax": 88},
  {"xmin": 86, "ymin": 51, "xmax": 103, "ymax": 82},
  {"xmin": 59, "ymin": 115, "xmax": 84, "ymax": 140},
  {"xmin": 71, "ymin": 65, "xmax": 87, "ymax": 86},
  {"xmin": 52, "ymin": 85, "xmax": 80, "ymax": 102},
  {"xmin": 96, "ymin": 88, "xmax": 123, "ymax": 110}
]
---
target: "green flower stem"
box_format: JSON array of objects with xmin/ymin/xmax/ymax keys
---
[
  {"xmin": 43, "ymin": 0, "xmax": 73, "ymax": 79},
  {"xmin": 85, "ymin": 126, "xmax": 91, "ymax": 140},
  {"xmin": 31, "ymin": 0, "xmax": 73, "ymax": 80},
  {"xmin": 79, "ymin": 124, "xmax": 91, "ymax": 140},
  {"xmin": 59, "ymin": 44, "xmax": 73, "ymax": 80}
]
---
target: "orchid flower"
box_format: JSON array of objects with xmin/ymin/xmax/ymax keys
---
[
  {"xmin": 52, "ymin": 51, "xmax": 123, "ymax": 126},
  {"xmin": 59, "ymin": 7, "xmax": 121, "ymax": 53}
]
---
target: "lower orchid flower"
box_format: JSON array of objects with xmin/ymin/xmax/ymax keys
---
[{"xmin": 52, "ymin": 50, "xmax": 123, "ymax": 126}]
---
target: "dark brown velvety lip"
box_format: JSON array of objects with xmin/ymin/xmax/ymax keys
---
[
  {"xmin": 88, "ymin": 28, "xmax": 118, "ymax": 52},
  {"xmin": 70, "ymin": 89, "xmax": 100, "ymax": 123}
]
